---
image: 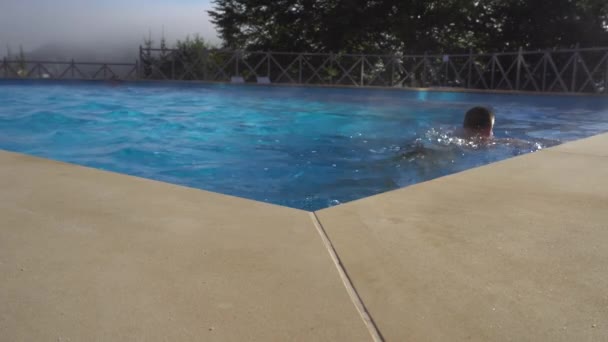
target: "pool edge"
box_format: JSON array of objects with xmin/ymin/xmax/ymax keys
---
[
  {"xmin": 315, "ymin": 131, "xmax": 608, "ymax": 341},
  {"xmin": 0, "ymin": 132, "xmax": 607, "ymax": 341}
]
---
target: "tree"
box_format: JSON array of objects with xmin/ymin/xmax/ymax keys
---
[
  {"xmin": 160, "ymin": 26, "xmax": 169, "ymax": 67},
  {"xmin": 140, "ymin": 33, "xmax": 214, "ymax": 80},
  {"xmin": 142, "ymin": 30, "xmax": 154, "ymax": 77},
  {"xmin": 16, "ymin": 45, "xmax": 27, "ymax": 76},
  {"xmin": 488, "ymin": 0, "xmax": 608, "ymax": 50},
  {"xmin": 172, "ymin": 34, "xmax": 211, "ymax": 79},
  {"xmin": 208, "ymin": 0, "xmax": 608, "ymax": 53}
]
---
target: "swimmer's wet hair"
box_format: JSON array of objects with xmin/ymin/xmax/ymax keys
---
[{"xmin": 463, "ymin": 106, "xmax": 495, "ymax": 130}]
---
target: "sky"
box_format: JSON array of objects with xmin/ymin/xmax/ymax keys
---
[{"xmin": 0, "ymin": 0, "xmax": 219, "ymax": 58}]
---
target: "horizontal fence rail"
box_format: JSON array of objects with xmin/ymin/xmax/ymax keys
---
[
  {"xmin": 0, "ymin": 59, "xmax": 138, "ymax": 81},
  {"xmin": 138, "ymin": 46, "xmax": 608, "ymax": 94},
  {"xmin": 2, "ymin": 46, "xmax": 608, "ymax": 94}
]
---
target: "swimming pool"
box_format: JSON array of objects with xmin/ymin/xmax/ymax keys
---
[{"xmin": 1, "ymin": 80, "xmax": 608, "ymax": 210}]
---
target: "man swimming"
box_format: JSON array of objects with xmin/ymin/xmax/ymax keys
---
[
  {"xmin": 399, "ymin": 105, "xmax": 553, "ymax": 162},
  {"xmin": 400, "ymin": 106, "xmax": 495, "ymax": 160},
  {"xmin": 460, "ymin": 106, "xmax": 495, "ymax": 139}
]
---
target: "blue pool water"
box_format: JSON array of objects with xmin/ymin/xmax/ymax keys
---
[{"xmin": 1, "ymin": 80, "xmax": 608, "ymax": 210}]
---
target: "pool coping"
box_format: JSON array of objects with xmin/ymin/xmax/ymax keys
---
[
  {"xmin": 316, "ymin": 132, "xmax": 608, "ymax": 341},
  {"xmin": 1, "ymin": 132, "xmax": 607, "ymax": 341}
]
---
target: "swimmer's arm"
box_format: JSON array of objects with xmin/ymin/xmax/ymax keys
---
[
  {"xmin": 493, "ymin": 137, "xmax": 556, "ymax": 150},
  {"xmin": 396, "ymin": 143, "xmax": 452, "ymax": 161},
  {"xmin": 395, "ymin": 141, "xmax": 428, "ymax": 160}
]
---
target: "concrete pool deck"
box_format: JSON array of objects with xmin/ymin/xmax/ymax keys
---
[{"xmin": 1, "ymin": 133, "xmax": 607, "ymax": 341}]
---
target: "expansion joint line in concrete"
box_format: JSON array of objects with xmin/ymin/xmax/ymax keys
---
[{"xmin": 308, "ymin": 212, "xmax": 384, "ymax": 342}]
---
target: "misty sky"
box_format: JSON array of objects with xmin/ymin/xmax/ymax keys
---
[{"xmin": 0, "ymin": 0, "xmax": 219, "ymax": 55}]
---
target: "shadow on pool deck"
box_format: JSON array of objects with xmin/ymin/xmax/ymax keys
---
[{"xmin": 1, "ymin": 133, "xmax": 607, "ymax": 341}]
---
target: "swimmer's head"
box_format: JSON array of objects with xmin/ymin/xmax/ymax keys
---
[{"xmin": 463, "ymin": 106, "xmax": 495, "ymax": 138}]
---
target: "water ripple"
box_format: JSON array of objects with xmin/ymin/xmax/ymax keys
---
[{"xmin": 1, "ymin": 81, "xmax": 607, "ymax": 210}]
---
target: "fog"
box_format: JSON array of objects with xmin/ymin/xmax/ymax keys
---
[{"xmin": 0, "ymin": 0, "xmax": 220, "ymax": 61}]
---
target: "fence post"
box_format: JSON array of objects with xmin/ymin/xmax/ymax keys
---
[
  {"xmin": 144, "ymin": 45, "xmax": 151, "ymax": 79},
  {"xmin": 135, "ymin": 59, "xmax": 139, "ymax": 80},
  {"xmin": 138, "ymin": 45, "xmax": 142, "ymax": 78},
  {"xmin": 490, "ymin": 54, "xmax": 496, "ymax": 89},
  {"xmin": 298, "ymin": 54, "xmax": 303, "ymax": 84},
  {"xmin": 235, "ymin": 50, "xmax": 239, "ymax": 77},
  {"xmin": 3, "ymin": 57, "xmax": 7, "ymax": 78},
  {"xmin": 203, "ymin": 49, "xmax": 209, "ymax": 81},
  {"xmin": 571, "ymin": 43, "xmax": 579, "ymax": 92},
  {"xmin": 605, "ymin": 54, "xmax": 608, "ymax": 94},
  {"xmin": 542, "ymin": 50, "xmax": 548, "ymax": 92},
  {"xmin": 171, "ymin": 57, "xmax": 175, "ymax": 80},
  {"xmin": 71, "ymin": 59, "xmax": 75, "ymax": 78},
  {"xmin": 329, "ymin": 52, "xmax": 334, "ymax": 85},
  {"xmin": 422, "ymin": 52, "xmax": 427, "ymax": 87},
  {"xmin": 467, "ymin": 48, "xmax": 473, "ymax": 88},
  {"xmin": 360, "ymin": 55, "xmax": 365, "ymax": 86},
  {"xmin": 516, "ymin": 47, "xmax": 523, "ymax": 90},
  {"xmin": 390, "ymin": 55, "xmax": 395, "ymax": 87},
  {"xmin": 267, "ymin": 52, "xmax": 271, "ymax": 77},
  {"xmin": 444, "ymin": 55, "xmax": 449, "ymax": 87},
  {"xmin": 410, "ymin": 57, "xmax": 416, "ymax": 88}
]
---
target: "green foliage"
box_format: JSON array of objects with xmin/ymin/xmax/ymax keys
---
[
  {"xmin": 142, "ymin": 31, "xmax": 154, "ymax": 77},
  {"xmin": 141, "ymin": 33, "xmax": 215, "ymax": 79},
  {"xmin": 208, "ymin": 0, "xmax": 608, "ymax": 53},
  {"xmin": 173, "ymin": 35, "xmax": 211, "ymax": 78},
  {"xmin": 175, "ymin": 34, "xmax": 210, "ymax": 52},
  {"xmin": 487, "ymin": 0, "xmax": 608, "ymax": 49},
  {"xmin": 159, "ymin": 28, "xmax": 169, "ymax": 64}
]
